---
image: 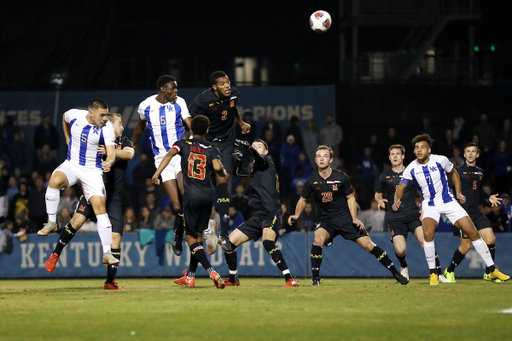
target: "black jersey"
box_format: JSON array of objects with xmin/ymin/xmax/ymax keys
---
[
  {"xmin": 302, "ymin": 169, "xmax": 354, "ymax": 225},
  {"xmin": 188, "ymin": 86, "xmax": 240, "ymax": 142},
  {"xmin": 455, "ymin": 163, "xmax": 490, "ymax": 214},
  {"xmin": 173, "ymin": 137, "xmax": 220, "ymax": 201},
  {"xmin": 103, "ymin": 136, "xmax": 133, "ymax": 198},
  {"xmin": 248, "ymin": 153, "xmax": 281, "ymax": 212},
  {"xmin": 375, "ymin": 168, "xmax": 420, "ymax": 223}
]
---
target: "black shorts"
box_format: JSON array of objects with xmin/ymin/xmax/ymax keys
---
[
  {"xmin": 75, "ymin": 195, "xmax": 124, "ymax": 235},
  {"xmin": 315, "ymin": 219, "xmax": 369, "ymax": 244},
  {"xmin": 388, "ymin": 218, "xmax": 421, "ymax": 240},
  {"xmin": 208, "ymin": 140, "xmax": 233, "ymax": 174},
  {"xmin": 237, "ymin": 209, "xmax": 282, "ymax": 241},
  {"xmin": 183, "ymin": 198, "xmax": 211, "ymax": 236},
  {"xmin": 453, "ymin": 211, "xmax": 491, "ymax": 238}
]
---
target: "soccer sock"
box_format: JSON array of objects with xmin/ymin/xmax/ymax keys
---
[
  {"xmin": 188, "ymin": 253, "xmax": 199, "ymax": 274},
  {"xmin": 263, "ymin": 240, "xmax": 292, "ymax": 281},
  {"xmin": 435, "ymin": 252, "xmax": 442, "ymax": 275},
  {"xmin": 45, "ymin": 187, "xmax": 60, "ymax": 223},
  {"xmin": 190, "ymin": 242, "xmax": 213, "ymax": 275},
  {"xmin": 311, "ymin": 245, "xmax": 323, "ymax": 279},
  {"xmin": 472, "ymin": 238, "xmax": 495, "ymax": 273},
  {"xmin": 216, "ymin": 183, "xmax": 230, "ymax": 237},
  {"xmin": 174, "ymin": 213, "xmax": 184, "ymax": 240},
  {"xmin": 224, "ymin": 248, "xmax": 238, "ymax": 283},
  {"xmin": 96, "ymin": 213, "xmax": 113, "ymax": 253},
  {"xmin": 447, "ymin": 249, "xmax": 466, "ymax": 273},
  {"xmin": 395, "ymin": 252, "xmax": 407, "ymax": 268},
  {"xmin": 371, "ymin": 245, "xmax": 398, "ymax": 276},
  {"xmin": 54, "ymin": 223, "xmax": 78, "ymax": 256},
  {"xmin": 423, "ymin": 240, "xmax": 436, "ymax": 274},
  {"xmin": 487, "ymin": 244, "xmax": 496, "ymax": 273},
  {"xmin": 106, "ymin": 248, "xmax": 121, "ymax": 284}
]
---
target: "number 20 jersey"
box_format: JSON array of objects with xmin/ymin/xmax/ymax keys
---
[{"xmin": 172, "ymin": 138, "xmax": 220, "ymax": 201}]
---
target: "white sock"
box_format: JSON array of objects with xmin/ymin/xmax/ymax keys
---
[
  {"xmin": 472, "ymin": 238, "xmax": 494, "ymax": 267},
  {"xmin": 45, "ymin": 187, "xmax": 60, "ymax": 223},
  {"xmin": 96, "ymin": 213, "xmax": 112, "ymax": 253},
  {"xmin": 423, "ymin": 240, "xmax": 436, "ymax": 270}
]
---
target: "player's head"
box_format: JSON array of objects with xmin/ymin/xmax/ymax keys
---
[
  {"xmin": 191, "ymin": 115, "xmax": 209, "ymax": 136},
  {"xmin": 388, "ymin": 144, "xmax": 405, "ymax": 166},
  {"xmin": 107, "ymin": 113, "xmax": 124, "ymax": 138},
  {"xmin": 252, "ymin": 139, "xmax": 268, "ymax": 155},
  {"xmin": 315, "ymin": 145, "xmax": 333, "ymax": 170},
  {"xmin": 88, "ymin": 98, "xmax": 109, "ymax": 127},
  {"xmin": 411, "ymin": 134, "xmax": 433, "ymax": 162},
  {"xmin": 156, "ymin": 75, "xmax": 178, "ymax": 102},
  {"xmin": 464, "ymin": 142, "xmax": 480, "ymax": 164},
  {"xmin": 210, "ymin": 70, "xmax": 231, "ymax": 98}
]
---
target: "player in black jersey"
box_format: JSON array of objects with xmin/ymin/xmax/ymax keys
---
[
  {"xmin": 444, "ymin": 142, "xmax": 505, "ymax": 283},
  {"xmin": 152, "ymin": 115, "xmax": 226, "ymax": 289},
  {"xmin": 220, "ymin": 139, "xmax": 299, "ymax": 287},
  {"xmin": 289, "ymin": 145, "xmax": 409, "ymax": 286},
  {"xmin": 44, "ymin": 113, "xmax": 134, "ymax": 290},
  {"xmin": 375, "ymin": 144, "xmax": 450, "ymax": 282},
  {"xmin": 188, "ymin": 71, "xmax": 251, "ymax": 251}
]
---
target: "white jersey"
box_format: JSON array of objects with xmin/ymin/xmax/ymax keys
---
[
  {"xmin": 138, "ymin": 95, "xmax": 190, "ymax": 157},
  {"xmin": 65, "ymin": 109, "xmax": 115, "ymax": 170},
  {"xmin": 401, "ymin": 154, "xmax": 455, "ymax": 207}
]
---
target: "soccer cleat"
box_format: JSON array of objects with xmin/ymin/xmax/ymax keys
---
[
  {"xmin": 204, "ymin": 219, "xmax": 219, "ymax": 255},
  {"xmin": 219, "ymin": 235, "xmax": 233, "ymax": 252},
  {"xmin": 224, "ymin": 279, "xmax": 240, "ymax": 286},
  {"xmin": 172, "ymin": 234, "xmax": 183, "ymax": 256},
  {"xmin": 311, "ymin": 278, "xmax": 321, "ymax": 286},
  {"xmin": 444, "ymin": 269, "xmax": 456, "ymax": 283},
  {"xmin": 438, "ymin": 274, "xmax": 452, "ymax": 283},
  {"xmin": 104, "ymin": 282, "xmax": 124, "ymax": 290},
  {"xmin": 483, "ymin": 273, "xmax": 502, "ymax": 283},
  {"xmin": 490, "ymin": 269, "xmax": 509, "ymax": 282},
  {"xmin": 45, "ymin": 252, "xmax": 59, "ymax": 272},
  {"xmin": 400, "ymin": 267, "xmax": 409, "ymax": 280},
  {"xmin": 430, "ymin": 273, "xmax": 439, "ymax": 286},
  {"xmin": 284, "ymin": 278, "xmax": 299, "ymax": 287},
  {"xmin": 210, "ymin": 270, "xmax": 225, "ymax": 289},
  {"xmin": 174, "ymin": 270, "xmax": 195, "ymax": 287},
  {"xmin": 37, "ymin": 221, "xmax": 58, "ymax": 236},
  {"xmin": 394, "ymin": 273, "xmax": 409, "ymax": 285},
  {"xmin": 103, "ymin": 250, "xmax": 120, "ymax": 265}
]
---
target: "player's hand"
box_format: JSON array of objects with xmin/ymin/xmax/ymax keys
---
[
  {"xmin": 457, "ymin": 193, "xmax": 466, "ymax": 204},
  {"xmin": 353, "ymin": 219, "xmax": 364, "ymax": 230},
  {"xmin": 234, "ymin": 139, "xmax": 251, "ymax": 149},
  {"xmin": 377, "ymin": 198, "xmax": 387, "ymax": 209},
  {"xmin": 392, "ymin": 200, "xmax": 401, "ymax": 211},
  {"xmin": 232, "ymin": 150, "xmax": 244, "ymax": 161},
  {"xmin": 489, "ymin": 194, "xmax": 503, "ymax": 207},
  {"xmin": 152, "ymin": 174, "xmax": 161, "ymax": 185},
  {"xmin": 240, "ymin": 122, "xmax": 251, "ymax": 134},
  {"xmin": 288, "ymin": 215, "xmax": 298, "ymax": 225},
  {"xmin": 97, "ymin": 145, "xmax": 106, "ymax": 155},
  {"xmin": 102, "ymin": 161, "xmax": 112, "ymax": 172}
]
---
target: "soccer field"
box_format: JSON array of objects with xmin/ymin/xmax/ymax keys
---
[{"xmin": 1, "ymin": 278, "xmax": 511, "ymax": 341}]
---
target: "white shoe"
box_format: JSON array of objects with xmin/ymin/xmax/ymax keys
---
[
  {"xmin": 103, "ymin": 250, "xmax": 120, "ymax": 265},
  {"xmin": 37, "ymin": 221, "xmax": 58, "ymax": 236},
  {"xmin": 204, "ymin": 219, "xmax": 218, "ymax": 255},
  {"xmin": 438, "ymin": 274, "xmax": 452, "ymax": 283},
  {"xmin": 400, "ymin": 267, "xmax": 409, "ymax": 280}
]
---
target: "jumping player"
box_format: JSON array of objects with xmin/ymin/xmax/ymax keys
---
[{"xmin": 289, "ymin": 145, "xmax": 409, "ymax": 286}]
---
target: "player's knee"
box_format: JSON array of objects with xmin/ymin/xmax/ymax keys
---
[
  {"xmin": 363, "ymin": 242, "xmax": 374, "ymax": 253},
  {"xmin": 313, "ymin": 236, "xmax": 325, "ymax": 246},
  {"xmin": 459, "ymin": 243, "xmax": 471, "ymax": 254}
]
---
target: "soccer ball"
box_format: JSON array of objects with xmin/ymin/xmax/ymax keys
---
[{"xmin": 310, "ymin": 10, "xmax": 332, "ymax": 33}]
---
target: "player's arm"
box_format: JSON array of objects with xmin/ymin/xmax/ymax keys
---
[
  {"xmin": 114, "ymin": 146, "xmax": 135, "ymax": 160},
  {"xmin": 392, "ymin": 182, "xmax": 407, "ymax": 211},
  {"xmin": 213, "ymin": 159, "xmax": 227, "ymax": 178},
  {"xmin": 131, "ymin": 118, "xmax": 147, "ymax": 146},
  {"xmin": 234, "ymin": 109, "xmax": 251, "ymax": 134},
  {"xmin": 232, "ymin": 150, "xmax": 252, "ymax": 178},
  {"xmin": 448, "ymin": 168, "xmax": 466, "ymax": 203},
  {"xmin": 183, "ymin": 117, "xmax": 192, "ymax": 132},
  {"xmin": 288, "ymin": 197, "xmax": 307, "ymax": 225},
  {"xmin": 152, "ymin": 148, "xmax": 178, "ymax": 185},
  {"xmin": 62, "ymin": 114, "xmax": 71, "ymax": 147},
  {"xmin": 347, "ymin": 193, "xmax": 364, "ymax": 229},
  {"xmin": 102, "ymin": 145, "xmax": 116, "ymax": 173},
  {"xmin": 374, "ymin": 191, "xmax": 387, "ymax": 209}
]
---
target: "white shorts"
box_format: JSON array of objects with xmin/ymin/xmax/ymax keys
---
[
  {"xmin": 421, "ymin": 200, "xmax": 468, "ymax": 226},
  {"xmin": 154, "ymin": 154, "xmax": 181, "ymax": 182},
  {"xmin": 54, "ymin": 160, "xmax": 106, "ymax": 201}
]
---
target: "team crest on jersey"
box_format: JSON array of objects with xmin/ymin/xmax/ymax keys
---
[
  {"xmin": 79, "ymin": 205, "xmax": 86, "ymax": 212},
  {"xmin": 333, "ymin": 184, "xmax": 338, "ymax": 191},
  {"xmin": 230, "ymin": 100, "xmax": 235, "ymax": 107},
  {"xmin": 92, "ymin": 126, "xmax": 100, "ymax": 135},
  {"xmin": 429, "ymin": 166, "xmax": 437, "ymax": 172}
]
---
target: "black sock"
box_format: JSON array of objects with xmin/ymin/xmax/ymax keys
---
[
  {"xmin": 224, "ymin": 249, "xmax": 238, "ymax": 283},
  {"xmin": 54, "ymin": 223, "xmax": 77, "ymax": 256},
  {"xmin": 395, "ymin": 252, "xmax": 407, "ymax": 268},
  {"xmin": 263, "ymin": 240, "xmax": 292, "ymax": 281},
  {"xmin": 188, "ymin": 253, "xmax": 199, "ymax": 274},
  {"xmin": 216, "ymin": 183, "xmax": 230, "ymax": 237},
  {"xmin": 190, "ymin": 242, "xmax": 213, "ymax": 274},
  {"xmin": 435, "ymin": 252, "xmax": 442, "ymax": 275},
  {"xmin": 371, "ymin": 245, "xmax": 398, "ymax": 276},
  {"xmin": 311, "ymin": 245, "xmax": 323, "ymax": 279},
  {"xmin": 447, "ymin": 249, "xmax": 465, "ymax": 273},
  {"xmin": 486, "ymin": 243, "xmax": 496, "ymax": 273},
  {"xmin": 174, "ymin": 214, "xmax": 184, "ymax": 240},
  {"xmin": 106, "ymin": 248, "xmax": 121, "ymax": 284}
]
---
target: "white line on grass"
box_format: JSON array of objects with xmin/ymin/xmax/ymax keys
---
[{"xmin": 500, "ymin": 308, "xmax": 512, "ymax": 313}]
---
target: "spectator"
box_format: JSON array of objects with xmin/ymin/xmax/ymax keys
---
[
  {"xmin": 59, "ymin": 187, "xmax": 78, "ymax": 213},
  {"xmin": 295, "ymin": 152, "xmax": 313, "ymax": 178},
  {"xmin": 438, "ymin": 129, "xmax": 456, "ymax": 158},
  {"xmin": 492, "ymin": 140, "xmax": 511, "ymax": 195},
  {"xmin": 14, "ymin": 210, "xmax": 37, "ymax": 234},
  {"xmin": 280, "ymin": 203, "xmax": 293, "ymax": 234},
  {"xmin": 474, "ymin": 113, "xmax": 496, "ymax": 173},
  {"xmin": 10, "ymin": 132, "xmax": 27, "ymax": 171},
  {"xmin": 230, "ymin": 184, "xmax": 250, "ymax": 220},
  {"xmin": 452, "ymin": 116, "xmax": 468, "ymax": 150},
  {"xmin": 0, "ymin": 219, "xmax": 14, "ymax": 254},
  {"xmin": 319, "ymin": 114, "xmax": 342, "ymax": 151},
  {"xmin": 358, "ymin": 147, "xmax": 377, "ymax": 209},
  {"xmin": 416, "ymin": 116, "xmax": 440, "ymax": 143},
  {"xmin": 0, "ymin": 116, "xmax": 17, "ymax": 152},
  {"xmin": 80, "ymin": 219, "xmax": 98, "ymax": 233},
  {"xmin": 139, "ymin": 206, "xmax": 154, "ymax": 230},
  {"xmin": 486, "ymin": 203, "xmax": 509, "ymax": 233},
  {"xmin": 500, "ymin": 194, "xmax": 511, "ymax": 232},
  {"xmin": 262, "ymin": 129, "xmax": 281, "ymax": 173},
  {"xmin": 6, "ymin": 176, "xmax": 18, "ymax": 205},
  {"xmin": 43, "ymin": 171, "xmax": 51, "ymax": 188},
  {"xmin": 145, "ymin": 192, "xmax": 161, "ymax": 217},
  {"xmin": 361, "ymin": 199, "xmax": 386, "ymax": 232},
  {"xmin": 33, "ymin": 114, "xmax": 60, "ymax": 157},
  {"xmin": 291, "ymin": 166, "xmax": 308, "ymax": 193},
  {"xmin": 498, "ymin": 118, "xmax": 512, "ymax": 152},
  {"xmin": 57, "ymin": 207, "xmax": 71, "ymax": 231},
  {"xmin": 281, "ymin": 135, "xmax": 302, "ymax": 175},
  {"xmin": 27, "ymin": 176, "xmax": 46, "ymax": 228},
  {"xmin": 235, "ymin": 109, "xmax": 256, "ymax": 143},
  {"xmin": 285, "ymin": 116, "xmax": 304, "ymax": 150},
  {"xmin": 33, "ymin": 144, "xmax": 58, "ymax": 177},
  {"xmin": 450, "ymin": 146, "xmax": 464, "ymax": 167},
  {"xmin": 9, "ymin": 182, "xmax": 29, "ymax": 220},
  {"xmin": 296, "ymin": 202, "xmax": 316, "ymax": 233},
  {"xmin": 228, "ymin": 206, "xmax": 244, "ymax": 233},
  {"xmin": 123, "ymin": 207, "xmax": 138, "ymax": 232},
  {"xmin": 154, "ymin": 206, "xmax": 176, "ymax": 230},
  {"xmin": 0, "ymin": 145, "xmax": 12, "ymax": 172},
  {"xmin": 261, "ymin": 114, "xmax": 282, "ymax": 147},
  {"xmin": 384, "ymin": 127, "xmax": 402, "ymax": 150},
  {"xmin": 369, "ymin": 133, "xmax": 386, "ymax": 170},
  {"xmin": 303, "ymin": 119, "xmax": 319, "ymax": 169},
  {"xmin": 290, "ymin": 181, "xmax": 305, "ymax": 209}
]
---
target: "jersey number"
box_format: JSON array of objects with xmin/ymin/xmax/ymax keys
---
[
  {"xmin": 80, "ymin": 133, "xmax": 88, "ymax": 143},
  {"xmin": 425, "ymin": 175, "xmax": 431, "ymax": 185},
  {"xmin": 160, "ymin": 115, "xmax": 166, "ymax": 125},
  {"xmin": 321, "ymin": 192, "xmax": 333, "ymax": 202},
  {"xmin": 221, "ymin": 110, "xmax": 228, "ymax": 121},
  {"xmin": 187, "ymin": 153, "xmax": 206, "ymax": 180},
  {"xmin": 473, "ymin": 180, "xmax": 477, "ymax": 190}
]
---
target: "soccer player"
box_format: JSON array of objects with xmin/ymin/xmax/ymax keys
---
[
  {"xmin": 152, "ymin": 115, "xmax": 226, "ymax": 289},
  {"xmin": 375, "ymin": 144, "xmax": 450, "ymax": 282},
  {"xmin": 393, "ymin": 134, "xmax": 509, "ymax": 285},
  {"xmin": 44, "ymin": 113, "xmax": 134, "ymax": 290},
  {"xmin": 221, "ymin": 139, "xmax": 299, "ymax": 287},
  {"xmin": 289, "ymin": 145, "xmax": 409, "ymax": 286},
  {"xmin": 444, "ymin": 142, "xmax": 504, "ymax": 283},
  {"xmin": 37, "ymin": 99, "xmax": 118, "ymax": 265},
  {"xmin": 132, "ymin": 75, "xmax": 193, "ymax": 256},
  {"xmin": 188, "ymin": 71, "xmax": 251, "ymax": 251}
]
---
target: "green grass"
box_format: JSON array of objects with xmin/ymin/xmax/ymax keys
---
[{"xmin": 1, "ymin": 278, "xmax": 512, "ymax": 341}]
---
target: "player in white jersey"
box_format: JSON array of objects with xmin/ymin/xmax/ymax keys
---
[
  {"xmin": 393, "ymin": 134, "xmax": 509, "ymax": 285},
  {"xmin": 132, "ymin": 75, "xmax": 192, "ymax": 255},
  {"xmin": 37, "ymin": 98, "xmax": 119, "ymax": 265}
]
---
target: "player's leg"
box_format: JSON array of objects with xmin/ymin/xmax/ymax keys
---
[
  {"xmin": 215, "ymin": 141, "xmax": 233, "ymax": 250},
  {"xmin": 39, "ymin": 166, "xmax": 73, "ymax": 235},
  {"xmin": 222, "ymin": 228, "xmax": 250, "ymax": 286},
  {"xmin": 262, "ymin": 228, "xmax": 299, "ymax": 287},
  {"xmin": 89, "ymin": 195, "xmax": 117, "ymax": 265},
  {"xmin": 105, "ymin": 200, "xmax": 124, "ymax": 290},
  {"xmin": 413, "ymin": 224, "xmax": 447, "ymax": 282},
  {"xmin": 479, "ymin": 227, "xmax": 498, "ymax": 280},
  {"xmin": 311, "ymin": 226, "xmax": 330, "ymax": 286},
  {"xmin": 163, "ymin": 177, "xmax": 184, "ymax": 256},
  {"xmin": 392, "ymin": 235, "xmax": 408, "ymax": 278},
  {"xmin": 445, "ymin": 233, "xmax": 471, "ymax": 283},
  {"xmin": 421, "ymin": 216, "xmax": 440, "ymax": 285}
]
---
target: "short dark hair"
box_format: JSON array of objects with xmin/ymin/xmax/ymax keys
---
[
  {"xmin": 464, "ymin": 142, "xmax": 480, "ymax": 153},
  {"xmin": 411, "ymin": 134, "xmax": 433, "ymax": 148},
  {"xmin": 89, "ymin": 98, "xmax": 108, "ymax": 111},
  {"xmin": 191, "ymin": 115, "xmax": 210, "ymax": 136},
  {"xmin": 156, "ymin": 75, "xmax": 176, "ymax": 90},
  {"xmin": 389, "ymin": 144, "xmax": 405, "ymax": 155},
  {"xmin": 210, "ymin": 70, "xmax": 227, "ymax": 86},
  {"xmin": 253, "ymin": 139, "xmax": 268, "ymax": 151}
]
